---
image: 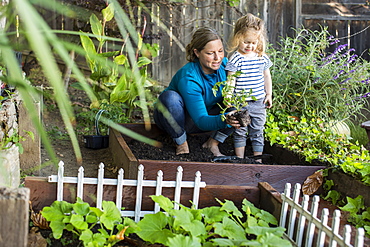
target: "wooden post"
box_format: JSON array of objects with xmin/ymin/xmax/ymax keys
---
[
  {"xmin": 19, "ymin": 99, "xmax": 41, "ymax": 173},
  {"xmin": 0, "ymin": 187, "xmax": 30, "ymax": 247}
]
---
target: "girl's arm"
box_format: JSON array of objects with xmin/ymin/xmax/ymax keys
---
[{"xmin": 263, "ymin": 68, "xmax": 273, "ymax": 108}]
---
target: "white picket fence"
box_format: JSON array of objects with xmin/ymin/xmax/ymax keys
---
[
  {"xmin": 48, "ymin": 162, "xmax": 366, "ymax": 246},
  {"xmin": 48, "ymin": 161, "xmax": 206, "ymax": 222},
  {"xmin": 280, "ymin": 183, "xmax": 365, "ymax": 247}
]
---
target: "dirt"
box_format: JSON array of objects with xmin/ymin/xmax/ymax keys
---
[{"xmin": 125, "ymin": 133, "xmax": 269, "ymax": 164}]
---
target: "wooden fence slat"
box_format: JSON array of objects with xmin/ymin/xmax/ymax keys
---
[
  {"xmin": 355, "ymin": 228, "xmax": 365, "ymax": 247},
  {"xmin": 279, "ymin": 182, "xmax": 291, "ymax": 228},
  {"xmin": 135, "ymin": 164, "xmax": 145, "ymax": 222},
  {"xmin": 305, "ymin": 195, "xmax": 320, "ymax": 246},
  {"xmin": 154, "ymin": 170, "xmax": 163, "ymax": 213},
  {"xmin": 318, "ymin": 208, "xmax": 329, "ymax": 246},
  {"xmin": 174, "ymin": 166, "xmax": 183, "ymax": 210},
  {"xmin": 330, "ymin": 210, "xmax": 341, "ymax": 247},
  {"xmin": 96, "ymin": 163, "xmax": 104, "ymax": 209},
  {"xmin": 192, "ymin": 170, "xmax": 201, "ymax": 209},
  {"xmin": 116, "ymin": 168, "xmax": 124, "ymax": 210},
  {"xmin": 288, "ymin": 183, "xmax": 301, "ymax": 238},
  {"xmin": 56, "ymin": 161, "xmax": 64, "ymax": 201},
  {"xmin": 77, "ymin": 166, "xmax": 84, "ymax": 199},
  {"xmin": 296, "ymin": 194, "xmax": 309, "ymax": 246}
]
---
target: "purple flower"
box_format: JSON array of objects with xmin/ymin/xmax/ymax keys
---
[
  {"xmin": 347, "ymin": 54, "xmax": 358, "ymax": 63},
  {"xmin": 330, "ymin": 39, "xmax": 340, "ymax": 45},
  {"xmin": 339, "ymin": 78, "xmax": 351, "ymax": 84},
  {"xmin": 361, "ymin": 78, "xmax": 370, "ymax": 84},
  {"xmin": 359, "ymin": 92, "xmax": 370, "ymax": 98},
  {"xmin": 333, "ymin": 70, "xmax": 345, "ymax": 79}
]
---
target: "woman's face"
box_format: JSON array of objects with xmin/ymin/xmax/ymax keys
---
[{"xmin": 194, "ymin": 39, "xmax": 224, "ymax": 74}]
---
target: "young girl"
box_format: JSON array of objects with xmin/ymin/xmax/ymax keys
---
[{"xmin": 225, "ymin": 13, "xmax": 273, "ymax": 161}]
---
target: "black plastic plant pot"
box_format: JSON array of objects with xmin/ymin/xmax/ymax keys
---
[{"xmin": 83, "ymin": 135, "xmax": 109, "ymax": 149}]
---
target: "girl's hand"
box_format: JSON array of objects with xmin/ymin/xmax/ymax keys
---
[{"xmin": 264, "ymin": 94, "xmax": 273, "ymax": 108}]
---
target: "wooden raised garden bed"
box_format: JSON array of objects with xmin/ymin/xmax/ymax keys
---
[{"xmin": 109, "ymin": 123, "xmax": 326, "ymax": 193}]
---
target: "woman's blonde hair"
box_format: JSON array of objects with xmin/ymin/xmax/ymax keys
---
[
  {"xmin": 228, "ymin": 13, "xmax": 268, "ymax": 56},
  {"xmin": 186, "ymin": 27, "xmax": 223, "ymax": 62}
]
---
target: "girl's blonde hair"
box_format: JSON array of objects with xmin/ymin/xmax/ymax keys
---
[{"xmin": 228, "ymin": 13, "xmax": 268, "ymax": 56}]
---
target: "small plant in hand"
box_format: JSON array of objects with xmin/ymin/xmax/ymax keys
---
[{"xmin": 213, "ymin": 71, "xmax": 256, "ymax": 127}]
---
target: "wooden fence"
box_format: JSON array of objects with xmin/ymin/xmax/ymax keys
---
[
  {"xmin": 14, "ymin": 0, "xmax": 370, "ymax": 85},
  {"xmin": 48, "ymin": 161, "xmax": 206, "ymax": 222},
  {"xmin": 280, "ymin": 183, "xmax": 365, "ymax": 247}
]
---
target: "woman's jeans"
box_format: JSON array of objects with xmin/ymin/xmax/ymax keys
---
[
  {"xmin": 153, "ymin": 90, "xmax": 234, "ymax": 145},
  {"xmin": 233, "ymin": 98, "xmax": 266, "ymax": 153}
]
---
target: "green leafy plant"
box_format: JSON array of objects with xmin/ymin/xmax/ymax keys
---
[
  {"xmin": 268, "ymin": 27, "xmax": 370, "ymax": 123},
  {"xmin": 41, "ymin": 198, "xmax": 137, "ymax": 247},
  {"xmin": 42, "ymin": 196, "xmax": 291, "ymax": 247},
  {"xmin": 135, "ymin": 195, "xmax": 291, "ymax": 246},
  {"xmin": 265, "ymin": 110, "xmax": 370, "ymax": 184},
  {"xmin": 212, "ymin": 72, "xmax": 256, "ymax": 126},
  {"xmin": 339, "ymin": 195, "xmax": 370, "ymax": 236},
  {"xmin": 1, "ymin": 130, "xmax": 33, "ymax": 154},
  {"xmin": 76, "ymin": 4, "xmax": 159, "ymax": 118}
]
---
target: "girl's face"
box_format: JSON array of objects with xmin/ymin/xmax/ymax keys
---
[
  {"xmin": 194, "ymin": 39, "xmax": 224, "ymax": 74},
  {"xmin": 238, "ymin": 31, "xmax": 259, "ymax": 56}
]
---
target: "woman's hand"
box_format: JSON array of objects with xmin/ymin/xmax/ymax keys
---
[{"xmin": 225, "ymin": 111, "xmax": 240, "ymax": 129}]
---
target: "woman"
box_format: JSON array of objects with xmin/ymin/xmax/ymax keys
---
[{"xmin": 153, "ymin": 27, "xmax": 240, "ymax": 155}]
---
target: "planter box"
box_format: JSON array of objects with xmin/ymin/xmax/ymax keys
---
[
  {"xmin": 25, "ymin": 177, "xmax": 282, "ymax": 220},
  {"xmin": 109, "ymin": 123, "xmax": 326, "ymax": 193},
  {"xmin": 327, "ymin": 169, "xmax": 370, "ymax": 207}
]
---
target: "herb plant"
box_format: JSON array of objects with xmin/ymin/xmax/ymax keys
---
[
  {"xmin": 42, "ymin": 196, "xmax": 291, "ymax": 247},
  {"xmin": 76, "ymin": 4, "xmax": 159, "ymax": 118},
  {"xmin": 268, "ymin": 27, "xmax": 370, "ymax": 123},
  {"xmin": 135, "ymin": 195, "xmax": 291, "ymax": 246},
  {"xmin": 41, "ymin": 198, "xmax": 137, "ymax": 247}
]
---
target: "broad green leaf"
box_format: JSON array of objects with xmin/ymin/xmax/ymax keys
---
[
  {"xmin": 49, "ymin": 220, "xmax": 66, "ymax": 239},
  {"xmin": 102, "ymin": 4, "xmax": 114, "ymax": 22},
  {"xmin": 242, "ymin": 199, "xmax": 261, "ymax": 216},
  {"xmin": 323, "ymin": 190, "xmax": 341, "ymax": 205},
  {"xmin": 79, "ymin": 229, "xmax": 93, "ymax": 244},
  {"xmin": 256, "ymin": 232, "xmax": 292, "ymax": 247},
  {"xmin": 219, "ymin": 199, "xmax": 243, "ymax": 218},
  {"xmin": 80, "ymin": 33, "xmax": 97, "ymax": 70},
  {"xmin": 137, "ymin": 56, "xmax": 152, "ymax": 67},
  {"xmin": 150, "ymin": 195, "xmax": 174, "ymax": 212},
  {"xmin": 90, "ymin": 14, "xmax": 103, "ymax": 39},
  {"xmin": 211, "ymin": 238, "xmax": 237, "ymax": 246},
  {"xmin": 114, "ymin": 54, "xmax": 127, "ymax": 65},
  {"xmin": 256, "ymin": 210, "xmax": 278, "ymax": 225},
  {"xmin": 136, "ymin": 212, "xmax": 174, "ymax": 244},
  {"xmin": 214, "ymin": 217, "xmax": 247, "ymax": 240},
  {"xmin": 100, "ymin": 201, "xmax": 122, "ymax": 230},
  {"xmin": 201, "ymin": 206, "xmax": 228, "ymax": 224},
  {"xmin": 167, "ymin": 235, "xmax": 202, "ymax": 247},
  {"xmin": 70, "ymin": 214, "xmax": 88, "ymax": 230},
  {"xmin": 246, "ymin": 226, "xmax": 285, "ymax": 237},
  {"xmin": 340, "ymin": 195, "xmax": 365, "ymax": 215},
  {"xmin": 73, "ymin": 198, "xmax": 90, "ymax": 215},
  {"xmin": 172, "ymin": 209, "xmax": 206, "ymax": 236}
]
